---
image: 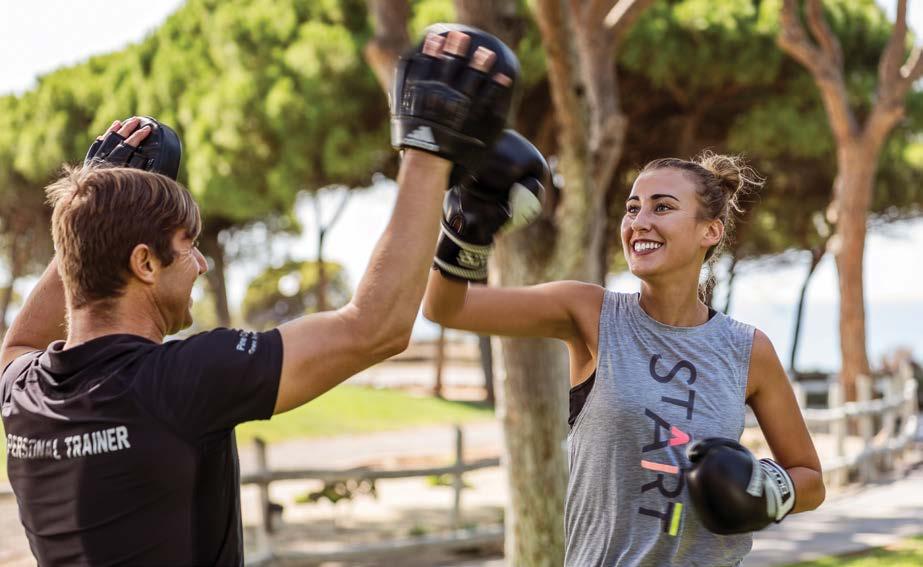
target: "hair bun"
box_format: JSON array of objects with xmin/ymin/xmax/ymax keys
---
[{"xmin": 694, "ymin": 150, "xmax": 763, "ymax": 214}]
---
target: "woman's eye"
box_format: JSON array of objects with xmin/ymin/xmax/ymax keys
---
[{"xmin": 656, "ymin": 203, "xmax": 671, "ymax": 212}]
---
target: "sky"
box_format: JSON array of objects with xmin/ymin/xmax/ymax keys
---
[{"xmin": 1, "ymin": 0, "xmax": 922, "ymax": 372}]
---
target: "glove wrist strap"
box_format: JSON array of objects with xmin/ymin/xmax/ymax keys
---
[
  {"xmin": 758, "ymin": 458, "xmax": 796, "ymax": 522},
  {"xmin": 434, "ymin": 223, "xmax": 491, "ymax": 282}
]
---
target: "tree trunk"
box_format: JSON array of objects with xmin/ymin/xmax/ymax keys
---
[
  {"xmin": 831, "ymin": 142, "xmax": 876, "ymax": 400},
  {"xmin": 789, "ymin": 244, "xmax": 826, "ymax": 374},
  {"xmin": 478, "ymin": 335, "xmax": 495, "ymax": 406},
  {"xmin": 200, "ymin": 225, "xmax": 232, "ymax": 327},
  {"xmin": 315, "ymin": 196, "xmax": 328, "ymax": 312},
  {"xmin": 493, "ymin": 335, "xmax": 569, "ymax": 567},
  {"xmin": 777, "ymin": 0, "xmax": 923, "ymax": 400},
  {"xmin": 363, "ymin": 0, "xmax": 410, "ymax": 93},
  {"xmin": 721, "ymin": 252, "xmax": 739, "ymax": 314}
]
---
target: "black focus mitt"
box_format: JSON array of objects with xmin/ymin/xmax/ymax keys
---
[
  {"xmin": 391, "ymin": 23, "xmax": 519, "ymax": 174},
  {"xmin": 84, "ymin": 116, "xmax": 182, "ymax": 180}
]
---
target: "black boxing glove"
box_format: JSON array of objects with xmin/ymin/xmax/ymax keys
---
[
  {"xmin": 686, "ymin": 438, "xmax": 796, "ymax": 535},
  {"xmin": 434, "ymin": 130, "xmax": 548, "ymax": 282},
  {"xmin": 391, "ymin": 23, "xmax": 519, "ymax": 172},
  {"xmin": 84, "ymin": 116, "xmax": 182, "ymax": 179}
]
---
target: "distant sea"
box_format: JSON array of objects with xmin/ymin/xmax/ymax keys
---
[{"xmin": 729, "ymin": 299, "xmax": 923, "ymax": 373}]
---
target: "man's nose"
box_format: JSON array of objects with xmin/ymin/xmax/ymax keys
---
[{"xmin": 195, "ymin": 250, "xmax": 208, "ymax": 275}]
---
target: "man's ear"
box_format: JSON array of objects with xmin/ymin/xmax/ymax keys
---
[
  {"xmin": 129, "ymin": 244, "xmax": 159, "ymax": 285},
  {"xmin": 703, "ymin": 218, "xmax": 724, "ymax": 251}
]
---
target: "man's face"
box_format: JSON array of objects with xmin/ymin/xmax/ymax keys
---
[{"xmin": 157, "ymin": 230, "xmax": 207, "ymax": 334}]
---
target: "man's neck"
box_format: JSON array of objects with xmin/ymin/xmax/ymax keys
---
[{"xmin": 65, "ymin": 302, "xmax": 165, "ymax": 349}]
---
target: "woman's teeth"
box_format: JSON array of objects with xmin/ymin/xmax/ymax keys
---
[{"xmin": 633, "ymin": 241, "xmax": 663, "ymax": 253}]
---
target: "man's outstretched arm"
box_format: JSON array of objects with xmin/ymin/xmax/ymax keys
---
[
  {"xmin": 273, "ymin": 28, "xmax": 517, "ymax": 413},
  {"xmin": 274, "ymin": 151, "xmax": 450, "ymax": 412}
]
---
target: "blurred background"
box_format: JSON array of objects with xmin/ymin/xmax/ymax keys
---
[{"xmin": 1, "ymin": 1, "xmax": 922, "ymax": 566}]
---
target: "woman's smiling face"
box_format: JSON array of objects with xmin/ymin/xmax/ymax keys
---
[{"xmin": 621, "ymin": 168, "xmax": 722, "ymax": 280}]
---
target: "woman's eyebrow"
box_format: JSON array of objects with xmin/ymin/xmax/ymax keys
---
[{"xmin": 626, "ymin": 193, "xmax": 679, "ymax": 202}]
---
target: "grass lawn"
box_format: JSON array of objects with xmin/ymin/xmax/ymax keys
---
[
  {"xmin": 784, "ymin": 535, "xmax": 923, "ymax": 566},
  {"xmin": 0, "ymin": 386, "xmax": 494, "ymax": 480},
  {"xmin": 236, "ymin": 386, "xmax": 495, "ymax": 444}
]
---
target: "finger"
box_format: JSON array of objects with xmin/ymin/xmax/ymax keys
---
[
  {"xmin": 116, "ymin": 117, "xmax": 141, "ymax": 138},
  {"xmin": 443, "ymin": 31, "xmax": 470, "ymax": 58},
  {"xmin": 421, "ymin": 33, "xmax": 445, "ymax": 57},
  {"xmin": 97, "ymin": 120, "xmax": 121, "ymax": 141},
  {"xmin": 124, "ymin": 125, "xmax": 152, "ymax": 147},
  {"xmin": 469, "ymin": 46, "xmax": 496, "ymax": 73},
  {"xmin": 492, "ymin": 72, "xmax": 513, "ymax": 87}
]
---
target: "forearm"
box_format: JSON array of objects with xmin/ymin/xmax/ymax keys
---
[
  {"xmin": 788, "ymin": 465, "xmax": 825, "ymax": 513},
  {"xmin": 422, "ymin": 269, "xmax": 469, "ymax": 324},
  {"xmin": 2, "ymin": 258, "xmax": 67, "ymax": 351},
  {"xmin": 349, "ymin": 151, "xmax": 450, "ymax": 344}
]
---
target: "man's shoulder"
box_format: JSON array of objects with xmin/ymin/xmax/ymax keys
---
[
  {"xmin": 1, "ymin": 349, "xmax": 42, "ymax": 403},
  {"xmin": 164, "ymin": 327, "xmax": 282, "ymax": 358}
]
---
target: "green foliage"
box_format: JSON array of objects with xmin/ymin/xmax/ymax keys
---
[
  {"xmin": 426, "ymin": 473, "xmax": 472, "ymax": 489},
  {"xmin": 614, "ymin": 0, "xmax": 922, "ymax": 264},
  {"xmin": 297, "ymin": 478, "xmax": 377, "ymax": 505},
  {"xmin": 410, "ymin": 0, "xmax": 456, "ymax": 38},
  {"xmin": 242, "ymin": 259, "xmax": 351, "ymax": 330}
]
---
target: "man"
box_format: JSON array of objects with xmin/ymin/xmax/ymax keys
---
[{"xmin": 1, "ymin": 29, "xmax": 520, "ymax": 565}]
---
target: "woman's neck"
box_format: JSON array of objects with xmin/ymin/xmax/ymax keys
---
[{"xmin": 638, "ymin": 278, "xmax": 709, "ymax": 327}]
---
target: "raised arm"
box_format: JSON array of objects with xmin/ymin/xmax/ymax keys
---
[
  {"xmin": 272, "ymin": 28, "xmax": 520, "ymax": 412},
  {"xmin": 273, "ymin": 151, "xmax": 449, "ymax": 411},
  {"xmin": 1, "ymin": 119, "xmax": 153, "ymax": 370}
]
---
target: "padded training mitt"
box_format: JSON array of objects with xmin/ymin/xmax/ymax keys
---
[
  {"xmin": 84, "ymin": 116, "xmax": 182, "ymax": 180},
  {"xmin": 391, "ymin": 23, "xmax": 519, "ymax": 172}
]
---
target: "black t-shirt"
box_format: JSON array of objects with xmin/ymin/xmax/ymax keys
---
[{"xmin": 0, "ymin": 328, "xmax": 283, "ymax": 566}]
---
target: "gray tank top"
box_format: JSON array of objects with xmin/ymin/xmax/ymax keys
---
[{"xmin": 565, "ymin": 291, "xmax": 756, "ymax": 567}]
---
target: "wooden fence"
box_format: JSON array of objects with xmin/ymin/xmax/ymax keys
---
[
  {"xmin": 789, "ymin": 363, "xmax": 919, "ymax": 487},
  {"xmin": 243, "ymin": 363, "xmax": 920, "ymax": 565},
  {"xmin": 242, "ymin": 426, "xmax": 501, "ymax": 565}
]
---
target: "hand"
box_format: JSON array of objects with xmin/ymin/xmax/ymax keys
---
[
  {"xmin": 84, "ymin": 116, "xmax": 182, "ymax": 179},
  {"xmin": 391, "ymin": 24, "xmax": 518, "ymax": 172},
  {"xmin": 686, "ymin": 438, "xmax": 796, "ymax": 534},
  {"xmin": 434, "ymin": 130, "xmax": 548, "ymax": 282}
]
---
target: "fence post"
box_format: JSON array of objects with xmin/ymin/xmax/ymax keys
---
[
  {"xmin": 254, "ymin": 437, "xmax": 274, "ymax": 536},
  {"xmin": 828, "ymin": 381, "xmax": 847, "ymax": 487},
  {"xmin": 857, "ymin": 374, "xmax": 874, "ymax": 482},
  {"xmin": 880, "ymin": 375, "xmax": 897, "ymax": 472},
  {"xmin": 452, "ymin": 425, "xmax": 463, "ymax": 529}
]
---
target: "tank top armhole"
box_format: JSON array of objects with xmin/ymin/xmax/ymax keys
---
[
  {"xmin": 568, "ymin": 291, "xmax": 618, "ymax": 432},
  {"xmin": 568, "ymin": 371, "xmax": 596, "ymax": 428},
  {"xmin": 739, "ymin": 323, "xmax": 758, "ymax": 404}
]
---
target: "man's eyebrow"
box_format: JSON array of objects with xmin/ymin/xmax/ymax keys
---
[{"xmin": 626, "ymin": 193, "xmax": 679, "ymax": 202}]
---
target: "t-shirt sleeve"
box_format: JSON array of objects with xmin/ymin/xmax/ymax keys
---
[{"xmin": 132, "ymin": 328, "xmax": 283, "ymax": 440}]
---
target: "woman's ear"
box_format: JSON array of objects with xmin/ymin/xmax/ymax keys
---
[
  {"xmin": 129, "ymin": 244, "xmax": 158, "ymax": 285},
  {"xmin": 703, "ymin": 218, "xmax": 724, "ymax": 251}
]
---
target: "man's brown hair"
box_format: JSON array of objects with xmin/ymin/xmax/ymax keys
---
[{"xmin": 47, "ymin": 166, "xmax": 202, "ymax": 309}]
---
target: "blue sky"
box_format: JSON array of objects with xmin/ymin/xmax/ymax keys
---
[{"xmin": 1, "ymin": 0, "xmax": 921, "ymax": 371}]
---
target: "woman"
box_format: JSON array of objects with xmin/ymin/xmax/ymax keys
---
[{"xmin": 423, "ymin": 152, "xmax": 825, "ymax": 565}]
